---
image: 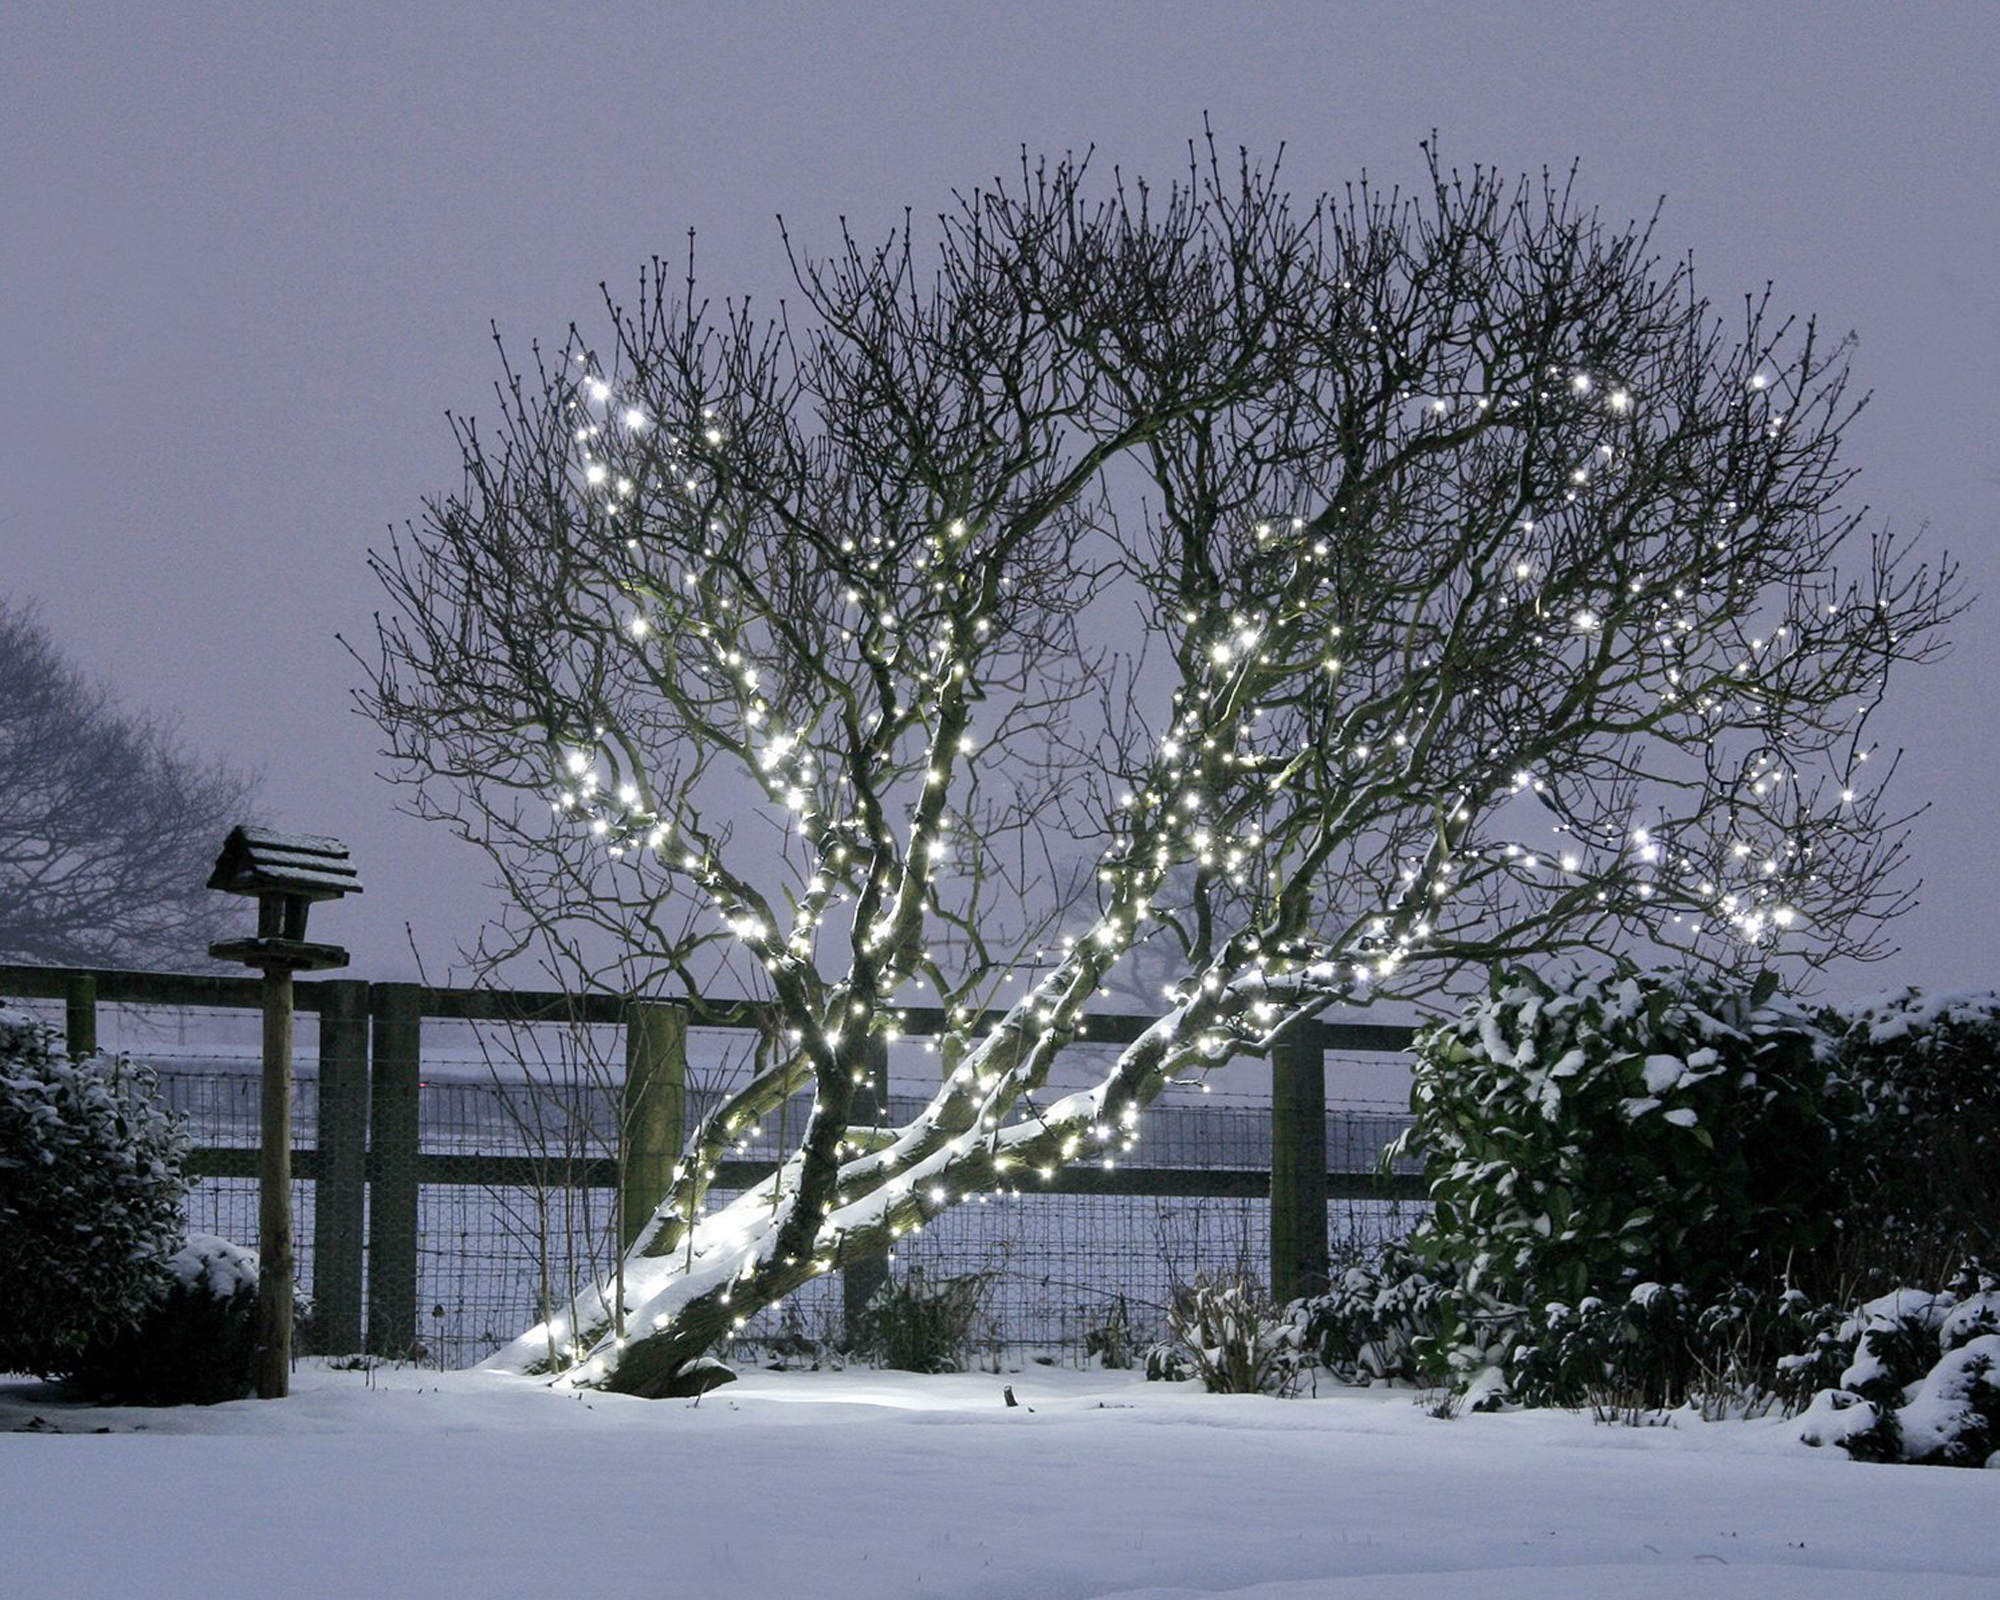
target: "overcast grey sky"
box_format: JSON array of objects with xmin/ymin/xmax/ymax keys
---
[{"xmin": 3, "ymin": 0, "xmax": 1994, "ymax": 996}]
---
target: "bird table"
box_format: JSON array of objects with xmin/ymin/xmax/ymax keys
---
[{"xmin": 207, "ymin": 826, "xmax": 362, "ymax": 1398}]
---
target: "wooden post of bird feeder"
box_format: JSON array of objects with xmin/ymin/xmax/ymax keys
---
[{"xmin": 208, "ymin": 826, "xmax": 362, "ymax": 1399}]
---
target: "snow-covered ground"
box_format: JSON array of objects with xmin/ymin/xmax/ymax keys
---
[{"xmin": 1, "ymin": 1362, "xmax": 1989, "ymax": 1599}]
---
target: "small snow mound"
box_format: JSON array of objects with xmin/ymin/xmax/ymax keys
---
[
  {"xmin": 1894, "ymin": 1334, "xmax": 2000, "ymax": 1467},
  {"xmin": 1797, "ymin": 1385, "xmax": 1886, "ymax": 1453},
  {"xmin": 168, "ymin": 1233, "xmax": 259, "ymax": 1299},
  {"xmin": 1641, "ymin": 1053, "xmax": 1686, "ymax": 1094},
  {"xmin": 1855, "ymin": 1287, "xmax": 1946, "ymax": 1330},
  {"xmin": 1940, "ymin": 1294, "xmax": 2000, "ymax": 1350}
]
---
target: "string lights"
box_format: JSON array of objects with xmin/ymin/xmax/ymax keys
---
[{"xmin": 410, "ymin": 165, "xmax": 1951, "ymax": 1397}]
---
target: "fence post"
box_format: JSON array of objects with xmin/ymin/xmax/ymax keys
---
[
  {"xmin": 312, "ymin": 978, "xmax": 370, "ymax": 1353},
  {"xmin": 1270, "ymin": 1025, "xmax": 1329, "ymax": 1304},
  {"xmin": 65, "ymin": 973, "xmax": 97, "ymax": 1058},
  {"xmin": 842, "ymin": 1033, "xmax": 891, "ymax": 1347},
  {"xmin": 367, "ymin": 982, "xmax": 422, "ymax": 1357},
  {"xmin": 620, "ymin": 1002, "xmax": 687, "ymax": 1252}
]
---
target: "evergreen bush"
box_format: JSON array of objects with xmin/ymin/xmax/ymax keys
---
[
  {"xmin": 1830, "ymin": 988, "xmax": 2000, "ymax": 1279},
  {"xmin": 1396, "ymin": 965, "xmax": 1854, "ymax": 1344},
  {"xmin": 0, "ymin": 1005, "xmax": 188, "ymax": 1375},
  {"xmin": 66, "ymin": 1234, "xmax": 261, "ymax": 1405}
]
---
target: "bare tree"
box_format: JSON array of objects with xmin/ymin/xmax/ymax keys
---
[
  {"xmin": 0, "ymin": 600, "xmax": 259, "ymax": 970},
  {"xmin": 362, "ymin": 142, "xmax": 1956, "ymax": 1395}
]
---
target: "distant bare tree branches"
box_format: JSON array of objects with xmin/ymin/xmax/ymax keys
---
[{"xmin": 0, "ymin": 600, "xmax": 259, "ymax": 970}]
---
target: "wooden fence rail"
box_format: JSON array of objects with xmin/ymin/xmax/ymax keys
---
[{"xmin": 1, "ymin": 962, "xmax": 1420, "ymax": 1354}]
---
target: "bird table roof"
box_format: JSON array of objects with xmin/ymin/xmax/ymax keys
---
[{"xmin": 207, "ymin": 825, "xmax": 363, "ymax": 901}]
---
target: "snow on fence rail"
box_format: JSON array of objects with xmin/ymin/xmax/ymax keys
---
[{"xmin": 2, "ymin": 963, "xmax": 1425, "ymax": 1367}]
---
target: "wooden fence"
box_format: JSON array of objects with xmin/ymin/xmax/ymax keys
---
[{"xmin": 2, "ymin": 962, "xmax": 1421, "ymax": 1357}]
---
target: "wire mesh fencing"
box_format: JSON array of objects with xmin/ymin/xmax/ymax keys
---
[
  {"xmin": 145, "ymin": 1070, "xmax": 1423, "ymax": 1368},
  {"xmin": 6, "ymin": 985, "xmax": 1426, "ymax": 1370}
]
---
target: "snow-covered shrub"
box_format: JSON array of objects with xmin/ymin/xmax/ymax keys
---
[
  {"xmin": 1939, "ymin": 1280, "xmax": 2000, "ymax": 1349},
  {"xmin": 1800, "ymin": 1270, "xmax": 2000, "ymax": 1466},
  {"xmin": 1163, "ymin": 1273, "xmax": 1308, "ymax": 1395},
  {"xmin": 1398, "ymin": 965, "xmax": 1853, "ymax": 1335},
  {"xmin": 1443, "ymin": 1277, "xmax": 1832, "ymax": 1417},
  {"xmin": 1509, "ymin": 1283, "xmax": 1689, "ymax": 1417},
  {"xmin": 1689, "ymin": 1282, "xmax": 1851, "ymax": 1416},
  {"xmin": 0, "ymin": 1006, "xmax": 188, "ymax": 1375},
  {"xmin": 66, "ymin": 1234, "xmax": 261, "ymax": 1405},
  {"xmin": 1142, "ymin": 1340, "xmax": 1190, "ymax": 1381},
  {"xmin": 851, "ymin": 1267, "xmax": 993, "ymax": 1373},
  {"xmin": 1831, "ymin": 988, "xmax": 2000, "ymax": 1277},
  {"xmin": 1888, "ymin": 1337, "xmax": 2000, "ymax": 1465},
  {"xmin": 1293, "ymin": 1241, "xmax": 1465, "ymax": 1385},
  {"xmin": 1506, "ymin": 1280, "xmax": 1851, "ymax": 1417},
  {"xmin": 1504, "ymin": 1280, "xmax": 1832, "ymax": 1416}
]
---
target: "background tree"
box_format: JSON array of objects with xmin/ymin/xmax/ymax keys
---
[
  {"xmin": 0, "ymin": 599, "xmax": 260, "ymax": 970},
  {"xmin": 363, "ymin": 142, "xmax": 1955, "ymax": 1395}
]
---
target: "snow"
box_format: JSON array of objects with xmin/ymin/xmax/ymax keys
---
[
  {"xmin": 2, "ymin": 1363, "xmax": 1991, "ymax": 1599},
  {"xmin": 1476, "ymin": 1009, "xmax": 1520, "ymax": 1069},
  {"xmin": 1641, "ymin": 1054, "xmax": 1686, "ymax": 1094},
  {"xmin": 1837, "ymin": 987, "xmax": 2000, "ymax": 1045},
  {"xmin": 1841, "ymin": 1290, "xmax": 1949, "ymax": 1392},
  {"xmin": 1895, "ymin": 1335, "xmax": 2000, "ymax": 1463},
  {"xmin": 165, "ymin": 1232, "xmax": 258, "ymax": 1298},
  {"xmin": 1940, "ymin": 1294, "xmax": 2000, "ymax": 1349}
]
